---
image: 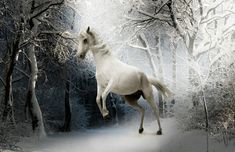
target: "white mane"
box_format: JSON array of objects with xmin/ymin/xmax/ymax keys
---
[{"xmin": 88, "ymin": 30, "xmax": 111, "ymax": 56}]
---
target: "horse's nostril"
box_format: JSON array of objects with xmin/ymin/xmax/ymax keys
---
[{"xmin": 79, "ymin": 54, "xmax": 84, "ymax": 59}]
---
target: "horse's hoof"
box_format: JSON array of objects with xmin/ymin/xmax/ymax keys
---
[
  {"xmin": 139, "ymin": 128, "xmax": 144, "ymax": 134},
  {"xmin": 157, "ymin": 130, "xmax": 162, "ymax": 135},
  {"xmin": 103, "ymin": 114, "xmax": 110, "ymax": 120},
  {"xmin": 102, "ymin": 110, "xmax": 109, "ymax": 118}
]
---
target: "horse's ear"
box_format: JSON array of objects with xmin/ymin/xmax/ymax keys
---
[{"xmin": 86, "ymin": 26, "xmax": 90, "ymax": 33}]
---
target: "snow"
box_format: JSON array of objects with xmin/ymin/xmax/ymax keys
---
[{"xmin": 18, "ymin": 118, "xmax": 235, "ymax": 152}]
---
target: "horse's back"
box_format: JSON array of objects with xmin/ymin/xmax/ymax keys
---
[{"xmin": 96, "ymin": 55, "xmax": 149, "ymax": 95}]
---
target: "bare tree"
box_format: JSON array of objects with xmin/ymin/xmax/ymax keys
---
[
  {"xmin": 1, "ymin": 1, "xmax": 23, "ymax": 123},
  {"xmin": 1, "ymin": 0, "xmax": 66, "ymax": 136},
  {"xmin": 125, "ymin": 1, "xmax": 235, "ymax": 146}
]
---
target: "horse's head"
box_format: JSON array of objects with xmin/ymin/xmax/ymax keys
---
[{"xmin": 76, "ymin": 26, "xmax": 95, "ymax": 60}]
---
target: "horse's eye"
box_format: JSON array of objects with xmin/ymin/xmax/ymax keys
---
[{"xmin": 83, "ymin": 39, "xmax": 88, "ymax": 44}]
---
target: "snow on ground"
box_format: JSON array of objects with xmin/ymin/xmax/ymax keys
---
[{"xmin": 18, "ymin": 118, "xmax": 235, "ymax": 152}]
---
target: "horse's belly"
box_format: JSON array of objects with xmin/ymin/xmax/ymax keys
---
[
  {"xmin": 111, "ymin": 87, "xmax": 139, "ymax": 95},
  {"xmin": 111, "ymin": 76, "xmax": 141, "ymax": 95}
]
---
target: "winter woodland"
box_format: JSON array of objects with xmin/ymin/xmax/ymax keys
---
[{"xmin": 0, "ymin": 0, "xmax": 234, "ymax": 151}]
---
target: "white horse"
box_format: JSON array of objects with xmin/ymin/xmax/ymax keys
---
[{"xmin": 76, "ymin": 27, "xmax": 171, "ymax": 135}]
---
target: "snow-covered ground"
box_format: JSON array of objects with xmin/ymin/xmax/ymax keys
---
[{"xmin": 18, "ymin": 118, "xmax": 235, "ymax": 152}]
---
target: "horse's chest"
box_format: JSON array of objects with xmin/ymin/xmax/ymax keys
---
[{"xmin": 96, "ymin": 72, "xmax": 110, "ymax": 86}]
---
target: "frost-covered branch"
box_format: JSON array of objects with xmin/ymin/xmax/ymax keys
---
[
  {"xmin": 201, "ymin": 0, "xmax": 223, "ymax": 20},
  {"xmin": 128, "ymin": 44, "xmax": 147, "ymax": 51},
  {"xmin": 138, "ymin": 33, "xmax": 158, "ymax": 76},
  {"xmin": 201, "ymin": 12, "xmax": 235, "ymax": 24}
]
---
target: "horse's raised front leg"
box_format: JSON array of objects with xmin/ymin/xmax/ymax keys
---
[
  {"xmin": 101, "ymin": 79, "xmax": 114, "ymax": 119},
  {"xmin": 96, "ymin": 85, "xmax": 103, "ymax": 116}
]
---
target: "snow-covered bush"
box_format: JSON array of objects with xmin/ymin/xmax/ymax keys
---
[
  {"xmin": 175, "ymin": 53, "xmax": 235, "ymax": 144},
  {"xmin": 70, "ymin": 97, "xmax": 91, "ymax": 130}
]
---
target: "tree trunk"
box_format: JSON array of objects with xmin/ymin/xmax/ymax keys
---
[
  {"xmin": 187, "ymin": 37, "xmax": 198, "ymax": 107},
  {"xmin": 25, "ymin": 17, "xmax": 45, "ymax": 137},
  {"xmin": 139, "ymin": 33, "xmax": 158, "ymax": 76},
  {"xmin": 26, "ymin": 44, "xmax": 45, "ymax": 137},
  {"xmin": 138, "ymin": 33, "xmax": 165, "ymax": 117},
  {"xmin": 63, "ymin": 74, "xmax": 71, "ymax": 132},
  {"xmin": 169, "ymin": 41, "xmax": 177, "ymax": 117},
  {"xmin": 2, "ymin": 28, "xmax": 21, "ymax": 124},
  {"xmin": 155, "ymin": 34, "xmax": 165, "ymax": 117},
  {"xmin": 171, "ymin": 42, "xmax": 177, "ymax": 91}
]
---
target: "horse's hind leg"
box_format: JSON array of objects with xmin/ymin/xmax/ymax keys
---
[
  {"xmin": 141, "ymin": 74, "xmax": 162, "ymax": 135},
  {"xmin": 134, "ymin": 103, "xmax": 145, "ymax": 134},
  {"xmin": 124, "ymin": 97, "xmax": 145, "ymax": 134},
  {"xmin": 146, "ymin": 95, "xmax": 162, "ymax": 135}
]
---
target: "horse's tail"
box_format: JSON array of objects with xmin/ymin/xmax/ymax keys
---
[{"xmin": 148, "ymin": 76, "xmax": 172, "ymax": 99}]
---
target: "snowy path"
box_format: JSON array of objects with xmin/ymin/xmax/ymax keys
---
[{"xmin": 19, "ymin": 118, "xmax": 235, "ymax": 152}]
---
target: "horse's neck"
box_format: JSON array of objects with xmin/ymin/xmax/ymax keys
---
[{"xmin": 91, "ymin": 43, "xmax": 113, "ymax": 67}]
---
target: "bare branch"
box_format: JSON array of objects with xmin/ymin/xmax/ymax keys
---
[
  {"xmin": 198, "ymin": 0, "xmax": 203, "ymax": 16},
  {"xmin": 0, "ymin": 76, "xmax": 5, "ymax": 86},
  {"xmin": 29, "ymin": 0, "xmax": 65, "ymax": 20},
  {"xmin": 167, "ymin": 0, "xmax": 186, "ymax": 41},
  {"xmin": 39, "ymin": 31, "xmax": 77, "ymax": 42},
  {"xmin": 15, "ymin": 67, "xmax": 30, "ymax": 78},
  {"xmin": 223, "ymin": 23, "xmax": 235, "ymax": 35},
  {"xmin": 154, "ymin": 0, "xmax": 170, "ymax": 15},
  {"xmin": 137, "ymin": 10, "xmax": 171, "ymax": 22},
  {"xmin": 12, "ymin": 75, "xmax": 26, "ymax": 83},
  {"xmin": 195, "ymin": 44, "xmax": 217, "ymax": 59}
]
